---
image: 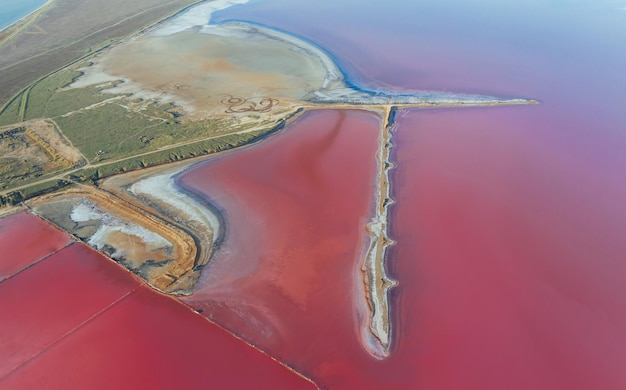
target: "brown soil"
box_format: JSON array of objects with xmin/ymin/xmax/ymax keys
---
[
  {"xmin": 0, "ymin": 119, "xmax": 84, "ymax": 163},
  {"xmin": 0, "ymin": 126, "xmax": 59, "ymax": 189},
  {"xmin": 77, "ymin": 28, "xmax": 327, "ymax": 118},
  {"xmin": 27, "ymin": 186, "xmax": 200, "ymax": 294}
]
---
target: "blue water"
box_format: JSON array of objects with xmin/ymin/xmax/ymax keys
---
[{"xmin": 0, "ymin": 0, "xmax": 47, "ymax": 31}]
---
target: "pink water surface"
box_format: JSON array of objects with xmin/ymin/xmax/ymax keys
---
[
  {"xmin": 2, "ymin": 1, "xmax": 625, "ymax": 388},
  {"xmin": 180, "ymin": 110, "xmax": 399, "ymax": 387},
  {"xmin": 388, "ymin": 107, "xmax": 626, "ymax": 389},
  {"xmin": 180, "ymin": 106, "xmax": 626, "ymax": 389},
  {"xmin": 206, "ymin": 1, "xmax": 626, "ymax": 388},
  {"xmin": 0, "ymin": 211, "xmax": 71, "ymax": 280},
  {"xmin": 0, "ymin": 236, "xmax": 314, "ymax": 389}
]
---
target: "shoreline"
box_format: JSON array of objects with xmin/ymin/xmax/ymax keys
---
[
  {"xmin": 0, "ymin": 0, "xmax": 51, "ymax": 39},
  {"xmin": 95, "ymin": 112, "xmax": 302, "ymax": 293},
  {"xmin": 359, "ymin": 106, "xmax": 398, "ymax": 359},
  {"xmin": 0, "ymin": 0, "xmax": 539, "ymax": 355},
  {"xmin": 210, "ymin": 19, "xmax": 539, "ymax": 106},
  {"xmin": 26, "ymin": 185, "xmax": 200, "ymax": 294},
  {"xmin": 71, "ymin": 0, "xmax": 537, "ymax": 115}
]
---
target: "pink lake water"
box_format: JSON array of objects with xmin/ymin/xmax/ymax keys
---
[
  {"xmin": 0, "ymin": 224, "xmax": 314, "ymax": 389},
  {"xmin": 180, "ymin": 110, "xmax": 386, "ymax": 387},
  {"xmin": 0, "ymin": 212, "xmax": 71, "ymax": 280},
  {"xmin": 183, "ymin": 1, "xmax": 626, "ymax": 389},
  {"xmin": 0, "ymin": 0, "xmax": 624, "ymax": 388}
]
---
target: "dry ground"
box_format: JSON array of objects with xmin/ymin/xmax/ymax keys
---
[{"xmin": 0, "ymin": 0, "xmax": 200, "ymax": 105}]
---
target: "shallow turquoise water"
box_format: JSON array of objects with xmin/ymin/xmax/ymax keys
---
[{"xmin": 0, "ymin": 0, "xmax": 46, "ymax": 31}]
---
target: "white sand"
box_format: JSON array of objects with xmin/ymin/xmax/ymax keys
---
[
  {"xmin": 152, "ymin": 0, "xmax": 250, "ymax": 36},
  {"xmin": 70, "ymin": 201, "xmax": 171, "ymax": 251},
  {"xmin": 130, "ymin": 172, "xmax": 221, "ymax": 245}
]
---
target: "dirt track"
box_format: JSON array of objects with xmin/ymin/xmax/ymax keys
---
[{"xmin": 0, "ymin": 0, "xmax": 200, "ymax": 105}]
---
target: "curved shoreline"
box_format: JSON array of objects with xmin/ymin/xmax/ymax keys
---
[
  {"xmin": 99, "ymin": 158, "xmax": 223, "ymax": 295},
  {"xmin": 210, "ymin": 19, "xmax": 539, "ymax": 106},
  {"xmin": 359, "ymin": 107, "xmax": 398, "ymax": 359},
  {"xmin": 135, "ymin": 0, "xmax": 538, "ymax": 108}
]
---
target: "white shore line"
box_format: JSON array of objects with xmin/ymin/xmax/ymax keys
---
[
  {"xmin": 129, "ymin": 171, "xmax": 221, "ymax": 248},
  {"xmin": 150, "ymin": 0, "xmax": 250, "ymax": 37},
  {"xmin": 360, "ymin": 106, "xmax": 398, "ymax": 359},
  {"xmin": 80, "ymin": 0, "xmax": 537, "ymax": 109}
]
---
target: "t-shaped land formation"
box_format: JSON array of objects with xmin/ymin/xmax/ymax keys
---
[{"xmin": 2, "ymin": 0, "xmax": 538, "ymax": 360}]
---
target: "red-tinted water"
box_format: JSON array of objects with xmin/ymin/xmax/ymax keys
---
[
  {"xmin": 0, "ymin": 241, "xmax": 315, "ymax": 389},
  {"xmin": 2, "ymin": 288, "xmax": 314, "ymax": 389},
  {"xmin": 0, "ymin": 212, "xmax": 71, "ymax": 280},
  {"xmin": 182, "ymin": 103, "xmax": 626, "ymax": 389},
  {"xmin": 180, "ymin": 109, "xmax": 390, "ymax": 386},
  {"xmin": 2, "ymin": 1, "xmax": 625, "ymax": 389},
  {"xmin": 389, "ymin": 108, "xmax": 626, "ymax": 389},
  {"xmin": 0, "ymin": 242, "xmax": 141, "ymax": 378},
  {"xmin": 209, "ymin": 1, "xmax": 626, "ymax": 388}
]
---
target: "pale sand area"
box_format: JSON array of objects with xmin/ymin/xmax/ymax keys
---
[
  {"xmin": 359, "ymin": 107, "xmax": 398, "ymax": 359},
  {"xmin": 72, "ymin": 27, "xmax": 329, "ymax": 118},
  {"xmin": 70, "ymin": 0, "xmax": 534, "ymax": 121}
]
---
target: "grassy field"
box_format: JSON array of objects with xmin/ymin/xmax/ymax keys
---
[
  {"xmin": 24, "ymin": 71, "xmax": 118, "ymax": 120},
  {"xmin": 53, "ymin": 98, "xmax": 262, "ymax": 162},
  {"xmin": 0, "ymin": 55, "xmax": 291, "ymax": 201},
  {"xmin": 0, "ymin": 96, "xmax": 21, "ymax": 126},
  {"xmin": 0, "ymin": 68, "xmax": 116, "ymax": 125},
  {"xmin": 0, "ymin": 127, "xmax": 277, "ymax": 207},
  {"xmin": 74, "ymin": 128, "xmax": 272, "ymax": 182},
  {"xmin": 0, "ymin": 0, "xmax": 298, "ymax": 206}
]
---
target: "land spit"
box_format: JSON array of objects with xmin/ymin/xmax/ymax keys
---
[
  {"xmin": 101, "ymin": 157, "xmax": 225, "ymax": 294},
  {"xmin": 70, "ymin": 1, "xmax": 537, "ymax": 121},
  {"xmin": 359, "ymin": 106, "xmax": 398, "ymax": 358}
]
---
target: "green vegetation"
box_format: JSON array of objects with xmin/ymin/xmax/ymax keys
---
[
  {"xmin": 72, "ymin": 129, "xmax": 271, "ymax": 183},
  {"xmin": 0, "ymin": 56, "xmax": 293, "ymax": 207},
  {"xmin": 23, "ymin": 70, "xmax": 119, "ymax": 120},
  {"xmin": 53, "ymin": 101, "xmax": 253, "ymax": 162},
  {"xmin": 0, "ymin": 68, "xmax": 115, "ymax": 125},
  {"xmin": 0, "ymin": 127, "xmax": 276, "ymax": 207},
  {"xmin": 0, "ymin": 93, "xmax": 22, "ymax": 126}
]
